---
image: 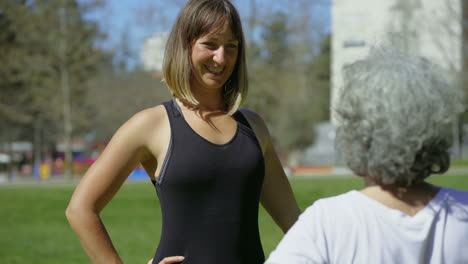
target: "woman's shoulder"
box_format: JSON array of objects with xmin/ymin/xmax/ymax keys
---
[
  {"xmin": 118, "ymin": 104, "xmax": 169, "ymax": 138},
  {"xmin": 131, "ymin": 104, "xmax": 167, "ymax": 124},
  {"xmin": 238, "ymin": 108, "xmax": 267, "ymax": 129},
  {"xmin": 238, "ymin": 108, "xmax": 264, "ymax": 120},
  {"xmin": 237, "ymin": 108, "xmax": 270, "ymax": 153}
]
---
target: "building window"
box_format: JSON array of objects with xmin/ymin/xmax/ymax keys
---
[{"xmin": 343, "ymin": 40, "xmax": 366, "ymax": 48}]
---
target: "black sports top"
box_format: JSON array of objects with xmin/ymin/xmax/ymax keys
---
[{"xmin": 151, "ymin": 100, "xmax": 265, "ymax": 264}]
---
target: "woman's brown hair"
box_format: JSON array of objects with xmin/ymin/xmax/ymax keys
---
[{"xmin": 163, "ymin": 0, "xmax": 247, "ymax": 114}]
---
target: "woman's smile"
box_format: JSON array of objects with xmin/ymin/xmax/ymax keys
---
[
  {"xmin": 190, "ymin": 21, "xmax": 238, "ymax": 91},
  {"xmin": 205, "ymin": 65, "xmax": 224, "ymax": 75}
]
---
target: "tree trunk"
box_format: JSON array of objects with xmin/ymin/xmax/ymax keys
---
[{"xmin": 60, "ymin": 5, "xmax": 73, "ymax": 178}]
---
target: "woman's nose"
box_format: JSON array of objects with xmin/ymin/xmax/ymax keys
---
[{"xmin": 213, "ymin": 46, "xmax": 226, "ymax": 65}]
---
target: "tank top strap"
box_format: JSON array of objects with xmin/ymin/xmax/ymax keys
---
[
  {"xmin": 157, "ymin": 100, "xmax": 181, "ymax": 186},
  {"xmin": 162, "ymin": 99, "xmax": 183, "ymax": 119},
  {"xmin": 233, "ymin": 110, "xmax": 252, "ymax": 130}
]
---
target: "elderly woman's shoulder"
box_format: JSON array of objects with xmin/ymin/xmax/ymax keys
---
[
  {"xmin": 439, "ymin": 187, "xmax": 468, "ymax": 221},
  {"xmin": 443, "ymin": 187, "xmax": 468, "ymax": 203},
  {"xmin": 302, "ymin": 191, "xmax": 361, "ymax": 216}
]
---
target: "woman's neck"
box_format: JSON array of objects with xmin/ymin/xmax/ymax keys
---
[
  {"xmin": 361, "ymin": 180, "xmax": 440, "ymax": 216},
  {"xmin": 186, "ymin": 86, "xmax": 225, "ymax": 112}
]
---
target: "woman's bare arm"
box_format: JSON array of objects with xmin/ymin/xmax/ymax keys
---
[
  {"xmin": 261, "ymin": 136, "xmax": 301, "ymax": 233},
  {"xmin": 66, "ymin": 107, "xmax": 165, "ymax": 263},
  {"xmin": 243, "ymin": 110, "xmax": 301, "ymax": 232}
]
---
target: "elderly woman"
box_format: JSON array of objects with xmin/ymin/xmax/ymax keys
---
[{"xmin": 266, "ymin": 47, "xmax": 468, "ymax": 264}]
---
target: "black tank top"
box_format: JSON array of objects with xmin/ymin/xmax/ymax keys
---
[{"xmin": 151, "ymin": 100, "xmax": 265, "ymax": 264}]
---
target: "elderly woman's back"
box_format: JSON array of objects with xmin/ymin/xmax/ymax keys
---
[{"xmin": 266, "ymin": 46, "xmax": 468, "ymax": 264}]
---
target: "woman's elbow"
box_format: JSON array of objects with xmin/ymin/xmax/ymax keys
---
[
  {"xmin": 65, "ymin": 203, "xmax": 80, "ymax": 224},
  {"xmin": 65, "ymin": 201, "xmax": 93, "ymax": 225}
]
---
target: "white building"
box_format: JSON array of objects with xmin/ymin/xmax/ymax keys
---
[
  {"xmin": 331, "ymin": 0, "xmax": 463, "ymax": 123},
  {"xmin": 141, "ymin": 32, "xmax": 169, "ymax": 73},
  {"xmin": 301, "ymin": 122, "xmax": 338, "ymax": 166}
]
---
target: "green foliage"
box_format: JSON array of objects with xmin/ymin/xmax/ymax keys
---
[
  {"xmin": 0, "ymin": 0, "xmax": 103, "ymax": 144},
  {"xmin": 462, "ymin": 1, "xmax": 468, "ymax": 125},
  {"xmin": 87, "ymin": 69, "xmax": 171, "ymax": 141},
  {"xmin": 307, "ymin": 34, "xmax": 331, "ymax": 122},
  {"xmin": 260, "ymin": 12, "xmax": 291, "ymax": 69},
  {"xmin": 246, "ymin": 25, "xmax": 331, "ymax": 153}
]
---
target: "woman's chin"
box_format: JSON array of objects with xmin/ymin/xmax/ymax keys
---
[{"xmin": 202, "ymin": 80, "xmax": 226, "ymax": 90}]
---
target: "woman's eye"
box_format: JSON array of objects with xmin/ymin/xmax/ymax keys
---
[
  {"xmin": 203, "ymin": 42, "xmax": 217, "ymax": 48},
  {"xmin": 227, "ymin": 44, "xmax": 238, "ymax": 49}
]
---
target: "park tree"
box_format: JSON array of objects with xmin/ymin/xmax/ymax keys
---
[
  {"xmin": 260, "ymin": 12, "xmax": 291, "ymax": 69},
  {"xmin": 0, "ymin": 1, "xmax": 35, "ymax": 142},
  {"xmin": 457, "ymin": 0, "xmax": 468, "ymax": 157},
  {"xmin": 245, "ymin": 11, "xmax": 290, "ymax": 122},
  {"xmin": 86, "ymin": 68, "xmax": 171, "ymax": 142},
  {"xmin": 308, "ymin": 34, "xmax": 331, "ymax": 122},
  {"xmin": 244, "ymin": 4, "xmax": 330, "ymax": 156},
  {"xmin": 0, "ymin": 0, "xmax": 104, "ymax": 176}
]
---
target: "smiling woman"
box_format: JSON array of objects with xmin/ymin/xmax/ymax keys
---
[
  {"xmin": 65, "ymin": 0, "xmax": 301, "ymax": 264},
  {"xmin": 190, "ymin": 23, "xmax": 239, "ymax": 92},
  {"xmin": 163, "ymin": 0, "xmax": 248, "ymax": 115}
]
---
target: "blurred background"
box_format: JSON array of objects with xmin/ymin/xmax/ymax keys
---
[{"xmin": 0, "ymin": 0, "xmax": 466, "ymax": 182}]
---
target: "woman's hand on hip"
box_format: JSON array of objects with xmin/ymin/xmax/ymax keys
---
[{"xmin": 147, "ymin": 256, "xmax": 185, "ymax": 264}]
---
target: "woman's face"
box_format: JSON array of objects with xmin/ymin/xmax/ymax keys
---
[{"xmin": 190, "ymin": 22, "xmax": 239, "ymax": 92}]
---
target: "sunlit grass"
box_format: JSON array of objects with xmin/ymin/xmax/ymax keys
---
[
  {"xmin": 0, "ymin": 174, "xmax": 467, "ymax": 263},
  {"xmin": 451, "ymin": 159, "xmax": 468, "ymax": 167}
]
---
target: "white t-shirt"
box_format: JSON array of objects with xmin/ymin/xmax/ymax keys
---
[{"xmin": 266, "ymin": 187, "xmax": 468, "ymax": 264}]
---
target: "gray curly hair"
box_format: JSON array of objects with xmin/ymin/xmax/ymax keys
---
[{"xmin": 334, "ymin": 46, "xmax": 464, "ymax": 187}]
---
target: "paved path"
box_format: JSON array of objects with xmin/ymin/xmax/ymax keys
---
[
  {"xmin": 289, "ymin": 166, "xmax": 468, "ymax": 178},
  {"xmin": 2, "ymin": 166, "xmax": 468, "ymax": 186}
]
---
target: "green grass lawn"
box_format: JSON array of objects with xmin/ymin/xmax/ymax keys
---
[
  {"xmin": 451, "ymin": 159, "xmax": 468, "ymax": 167},
  {"xmin": 0, "ymin": 175, "xmax": 467, "ymax": 264}
]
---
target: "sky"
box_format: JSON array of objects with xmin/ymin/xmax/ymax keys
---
[{"xmin": 80, "ymin": 0, "xmax": 331, "ymax": 69}]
